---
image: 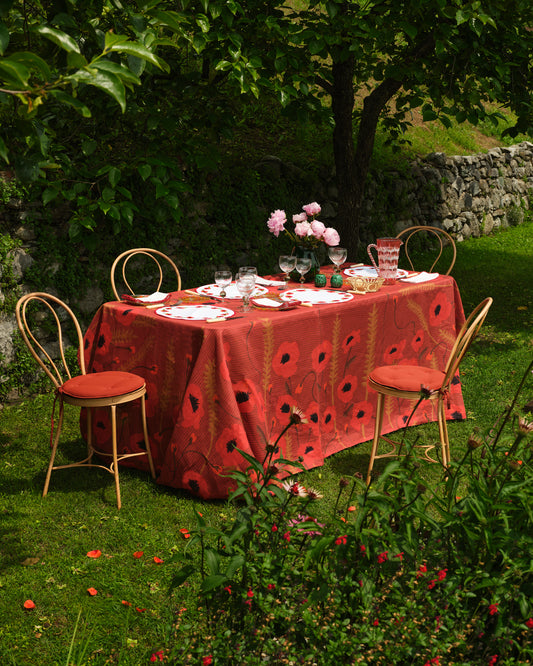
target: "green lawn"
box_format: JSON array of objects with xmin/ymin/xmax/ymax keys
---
[{"xmin": 0, "ymin": 220, "xmax": 532, "ymax": 665}]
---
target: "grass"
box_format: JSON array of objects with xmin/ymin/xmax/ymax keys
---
[{"xmin": 0, "ymin": 218, "xmax": 532, "ymax": 664}]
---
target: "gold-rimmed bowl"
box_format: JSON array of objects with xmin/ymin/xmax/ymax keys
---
[{"xmin": 346, "ymin": 276, "xmax": 385, "ymax": 294}]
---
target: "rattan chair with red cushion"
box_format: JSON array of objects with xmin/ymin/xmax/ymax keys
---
[
  {"xmin": 396, "ymin": 225, "xmax": 457, "ymax": 275},
  {"xmin": 366, "ymin": 297, "xmax": 492, "ymax": 484},
  {"xmin": 110, "ymin": 248, "xmax": 182, "ymax": 301},
  {"xmin": 15, "ymin": 292, "xmax": 155, "ymax": 509}
]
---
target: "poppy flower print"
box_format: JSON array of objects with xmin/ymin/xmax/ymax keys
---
[
  {"xmin": 429, "ymin": 293, "xmax": 453, "ymax": 327},
  {"xmin": 411, "ymin": 329, "xmax": 425, "ymax": 353},
  {"xmin": 311, "ymin": 340, "xmax": 332, "ymax": 374},
  {"xmin": 351, "ymin": 400, "xmax": 373, "ymax": 428},
  {"xmin": 305, "ymin": 401, "xmax": 320, "ymax": 436},
  {"xmin": 337, "ymin": 375, "xmax": 358, "ymax": 403},
  {"xmin": 272, "ymin": 341, "xmax": 300, "ymax": 378},
  {"xmin": 322, "ymin": 406, "xmax": 336, "ymax": 433},
  {"xmin": 276, "ymin": 394, "xmax": 298, "ymax": 421},
  {"xmin": 181, "ymin": 383, "xmax": 204, "ymax": 428},
  {"xmin": 215, "ymin": 425, "xmax": 248, "ymax": 462},
  {"xmin": 383, "ymin": 339, "xmax": 406, "ymax": 364},
  {"xmin": 342, "ymin": 329, "xmax": 361, "ymax": 352}
]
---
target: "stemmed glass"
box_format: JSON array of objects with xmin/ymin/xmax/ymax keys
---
[
  {"xmin": 295, "ymin": 257, "xmax": 312, "ymax": 284},
  {"xmin": 214, "ymin": 270, "xmax": 232, "ymax": 298},
  {"xmin": 236, "ymin": 271, "xmax": 256, "ymax": 312},
  {"xmin": 328, "ymin": 246, "xmax": 348, "ymax": 274},
  {"xmin": 279, "ymin": 255, "xmax": 296, "ymax": 283}
]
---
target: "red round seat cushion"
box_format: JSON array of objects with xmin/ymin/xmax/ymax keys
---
[
  {"xmin": 60, "ymin": 371, "xmax": 145, "ymax": 399},
  {"xmin": 370, "ymin": 365, "xmax": 445, "ymax": 392}
]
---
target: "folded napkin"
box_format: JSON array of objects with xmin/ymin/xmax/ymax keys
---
[
  {"xmin": 400, "ymin": 272, "xmax": 439, "ymax": 283},
  {"xmin": 121, "ymin": 291, "xmax": 171, "ymax": 304},
  {"xmin": 255, "ymin": 276, "xmax": 286, "ymax": 287},
  {"xmin": 252, "ymin": 297, "xmax": 283, "ymax": 308}
]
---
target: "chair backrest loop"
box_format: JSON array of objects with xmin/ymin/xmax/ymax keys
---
[
  {"xmin": 15, "ymin": 292, "xmax": 86, "ymax": 389},
  {"xmin": 396, "ymin": 225, "xmax": 457, "ymax": 275},
  {"xmin": 110, "ymin": 248, "xmax": 182, "ymax": 301}
]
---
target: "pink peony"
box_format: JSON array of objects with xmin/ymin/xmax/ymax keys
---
[
  {"xmin": 323, "ymin": 227, "xmax": 340, "ymax": 246},
  {"xmin": 294, "ymin": 221, "xmax": 312, "ymax": 237},
  {"xmin": 303, "ymin": 202, "xmax": 321, "ymax": 217},
  {"xmin": 267, "ymin": 209, "xmax": 287, "ymax": 237},
  {"xmin": 293, "ymin": 212, "xmax": 307, "ymax": 223},
  {"xmin": 310, "ymin": 220, "xmax": 326, "ymax": 238}
]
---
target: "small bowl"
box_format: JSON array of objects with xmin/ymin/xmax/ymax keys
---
[{"xmin": 346, "ymin": 276, "xmax": 385, "ymax": 293}]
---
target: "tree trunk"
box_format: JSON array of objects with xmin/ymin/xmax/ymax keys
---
[{"xmin": 331, "ymin": 58, "xmax": 402, "ymax": 258}]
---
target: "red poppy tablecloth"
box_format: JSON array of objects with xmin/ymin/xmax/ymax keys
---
[{"xmin": 82, "ymin": 272, "xmax": 466, "ymax": 499}]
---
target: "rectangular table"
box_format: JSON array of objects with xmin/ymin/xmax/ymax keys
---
[{"xmin": 83, "ymin": 270, "xmax": 466, "ymax": 499}]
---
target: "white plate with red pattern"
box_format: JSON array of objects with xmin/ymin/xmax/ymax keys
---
[
  {"xmin": 195, "ymin": 283, "xmax": 269, "ymax": 299},
  {"xmin": 280, "ymin": 289, "xmax": 354, "ymax": 304},
  {"xmin": 155, "ymin": 305, "xmax": 235, "ymax": 320}
]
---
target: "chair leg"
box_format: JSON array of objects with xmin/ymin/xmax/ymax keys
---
[
  {"xmin": 140, "ymin": 394, "xmax": 155, "ymax": 479},
  {"xmin": 437, "ymin": 397, "xmax": 450, "ymax": 468},
  {"xmin": 44, "ymin": 399, "xmax": 64, "ymax": 498},
  {"xmin": 110, "ymin": 405, "xmax": 122, "ymax": 510},
  {"xmin": 86, "ymin": 407, "xmax": 94, "ymax": 464},
  {"xmin": 367, "ymin": 392, "xmax": 385, "ymax": 485}
]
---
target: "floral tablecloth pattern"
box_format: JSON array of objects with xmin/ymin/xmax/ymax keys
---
[{"xmin": 83, "ymin": 273, "xmax": 466, "ymax": 499}]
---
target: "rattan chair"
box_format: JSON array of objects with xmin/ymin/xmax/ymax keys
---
[
  {"xmin": 15, "ymin": 292, "xmax": 155, "ymax": 509},
  {"xmin": 396, "ymin": 225, "xmax": 457, "ymax": 275},
  {"xmin": 110, "ymin": 248, "xmax": 182, "ymax": 301},
  {"xmin": 366, "ymin": 297, "xmax": 492, "ymax": 484}
]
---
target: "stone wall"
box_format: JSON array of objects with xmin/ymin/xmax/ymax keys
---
[{"xmin": 359, "ymin": 142, "xmax": 533, "ymax": 241}]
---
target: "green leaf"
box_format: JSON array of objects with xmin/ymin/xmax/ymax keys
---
[
  {"xmin": 200, "ymin": 574, "xmax": 227, "ymax": 593},
  {"xmin": 33, "ymin": 26, "xmax": 80, "ymax": 54},
  {"xmin": 67, "ymin": 69, "xmax": 126, "ymax": 113},
  {"xmin": 108, "ymin": 167, "xmax": 121, "ymax": 187},
  {"xmin": 147, "ymin": 9, "xmax": 187, "ymax": 35},
  {"xmin": 0, "ymin": 135, "xmax": 9, "ymax": 163},
  {"xmin": 169, "ymin": 565, "xmax": 195, "ymax": 589},
  {"xmin": 92, "ymin": 60, "xmax": 140, "ymax": 87},
  {"xmin": 137, "ymin": 163, "xmax": 152, "ymax": 180},
  {"xmin": 0, "ymin": 21, "xmax": 9, "ymax": 55},
  {"xmin": 205, "ymin": 548, "xmax": 220, "ymax": 576},
  {"xmin": 8, "ymin": 51, "xmax": 51, "ymax": 80},
  {"xmin": 0, "ymin": 58, "xmax": 30, "ymax": 86},
  {"xmin": 42, "ymin": 187, "xmax": 58, "ymax": 205},
  {"xmin": 50, "ymin": 90, "xmax": 91, "ymax": 117},
  {"xmin": 105, "ymin": 35, "xmax": 166, "ymax": 70}
]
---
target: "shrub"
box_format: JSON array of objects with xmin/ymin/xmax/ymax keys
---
[{"xmin": 170, "ymin": 363, "xmax": 533, "ymax": 665}]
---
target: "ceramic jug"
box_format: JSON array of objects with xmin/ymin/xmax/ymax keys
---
[{"xmin": 367, "ymin": 237, "xmax": 403, "ymax": 284}]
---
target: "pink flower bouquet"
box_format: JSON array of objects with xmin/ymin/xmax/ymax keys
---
[{"xmin": 267, "ymin": 202, "xmax": 340, "ymax": 248}]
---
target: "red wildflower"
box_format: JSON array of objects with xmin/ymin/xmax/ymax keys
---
[
  {"xmin": 394, "ymin": 552, "xmax": 404, "ymax": 561},
  {"xmin": 377, "ymin": 551, "xmax": 388, "ymax": 564},
  {"xmin": 488, "ymin": 603, "xmax": 499, "ymax": 616},
  {"xmin": 348, "ymin": 506, "xmax": 356, "ymax": 512},
  {"xmin": 526, "ymin": 618, "xmax": 533, "ymax": 629},
  {"xmin": 150, "ymin": 651, "xmax": 164, "ymax": 662},
  {"xmin": 153, "ymin": 556, "xmax": 164, "ymax": 564},
  {"xmin": 271, "ymin": 524, "xmax": 278, "ymax": 532},
  {"xmin": 247, "ymin": 589, "xmax": 254, "ymax": 598},
  {"xmin": 428, "ymin": 579, "xmax": 437, "ymax": 590},
  {"xmin": 179, "ymin": 528, "xmax": 190, "ymax": 539},
  {"xmin": 87, "ymin": 549, "xmax": 102, "ymax": 558},
  {"xmin": 224, "ymin": 586, "xmax": 232, "ymax": 595},
  {"xmin": 335, "ymin": 535, "xmax": 347, "ymax": 546},
  {"xmin": 373, "ymin": 619, "xmax": 379, "ymax": 626},
  {"xmin": 438, "ymin": 569, "xmax": 447, "ymax": 580},
  {"xmin": 283, "ymin": 531, "xmax": 291, "ymax": 542},
  {"xmin": 23, "ymin": 599, "xmax": 35, "ymax": 610},
  {"xmin": 133, "ymin": 551, "xmax": 143, "ymax": 559},
  {"xmin": 360, "ymin": 544, "xmax": 366, "ymax": 554},
  {"xmin": 121, "ymin": 600, "xmax": 132, "ymax": 606},
  {"xmin": 488, "ymin": 656, "xmax": 498, "ymax": 666},
  {"xmin": 87, "ymin": 587, "xmax": 98, "ymax": 596},
  {"xmin": 136, "ymin": 607, "xmax": 146, "ymax": 613},
  {"xmin": 267, "ymin": 583, "xmax": 276, "ymax": 590},
  {"xmin": 203, "ymin": 657, "xmax": 213, "ymax": 666},
  {"xmin": 417, "ymin": 564, "xmax": 427, "ymax": 578}
]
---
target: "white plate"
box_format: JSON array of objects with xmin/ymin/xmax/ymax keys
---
[
  {"xmin": 155, "ymin": 305, "xmax": 235, "ymax": 320},
  {"xmin": 280, "ymin": 288, "xmax": 354, "ymax": 304},
  {"xmin": 196, "ymin": 283, "xmax": 269, "ymax": 299},
  {"xmin": 344, "ymin": 265, "xmax": 409, "ymax": 279}
]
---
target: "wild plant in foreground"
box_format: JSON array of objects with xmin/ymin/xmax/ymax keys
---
[{"xmin": 170, "ymin": 362, "xmax": 533, "ymax": 665}]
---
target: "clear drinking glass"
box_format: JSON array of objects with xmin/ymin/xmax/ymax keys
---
[
  {"xmin": 279, "ymin": 255, "xmax": 297, "ymax": 283},
  {"xmin": 328, "ymin": 246, "xmax": 348, "ymax": 274},
  {"xmin": 236, "ymin": 273, "xmax": 256, "ymax": 311},
  {"xmin": 295, "ymin": 257, "xmax": 312, "ymax": 284},
  {"xmin": 214, "ymin": 270, "xmax": 232, "ymax": 298}
]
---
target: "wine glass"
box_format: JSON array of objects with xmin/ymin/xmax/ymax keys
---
[
  {"xmin": 328, "ymin": 246, "xmax": 348, "ymax": 274},
  {"xmin": 214, "ymin": 270, "xmax": 232, "ymax": 298},
  {"xmin": 279, "ymin": 255, "xmax": 296, "ymax": 283},
  {"xmin": 236, "ymin": 273, "xmax": 256, "ymax": 312},
  {"xmin": 295, "ymin": 257, "xmax": 312, "ymax": 284}
]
